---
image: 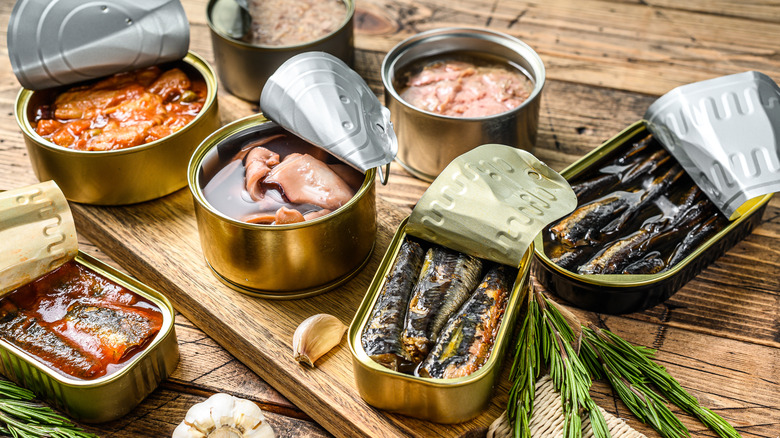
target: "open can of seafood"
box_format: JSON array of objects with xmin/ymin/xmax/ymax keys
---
[
  {"xmin": 10, "ymin": 0, "xmax": 220, "ymax": 205},
  {"xmin": 382, "ymin": 27, "xmax": 545, "ymax": 181},
  {"xmin": 0, "ymin": 182, "xmax": 179, "ymax": 423},
  {"xmin": 188, "ymin": 53, "xmax": 397, "ymax": 298},
  {"xmin": 533, "ymin": 121, "xmax": 773, "ymax": 314},
  {"xmin": 348, "ymin": 145, "xmax": 577, "ymax": 422},
  {"xmin": 207, "ymin": 0, "xmax": 355, "ymax": 102}
]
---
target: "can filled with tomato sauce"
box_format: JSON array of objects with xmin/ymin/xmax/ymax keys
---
[
  {"xmin": 9, "ymin": 0, "xmax": 220, "ymax": 205},
  {"xmin": 0, "ymin": 182, "xmax": 179, "ymax": 423}
]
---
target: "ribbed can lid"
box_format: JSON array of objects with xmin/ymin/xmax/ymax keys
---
[
  {"xmin": 260, "ymin": 52, "xmax": 398, "ymax": 182},
  {"xmin": 8, "ymin": 0, "xmax": 190, "ymax": 90},
  {"xmin": 0, "ymin": 181, "xmax": 78, "ymax": 297},
  {"xmin": 646, "ymin": 71, "xmax": 780, "ymax": 219},
  {"xmin": 406, "ymin": 145, "xmax": 577, "ymax": 267}
]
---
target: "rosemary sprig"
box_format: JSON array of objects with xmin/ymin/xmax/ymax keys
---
[
  {"xmin": 507, "ymin": 289, "xmax": 609, "ymax": 438},
  {"xmin": 582, "ymin": 332, "xmax": 689, "ymax": 438},
  {"xmin": 0, "ymin": 380, "xmax": 96, "ymax": 438},
  {"xmin": 507, "ymin": 289, "xmax": 539, "ymax": 436},
  {"xmin": 537, "ymin": 292, "xmax": 609, "ymax": 438},
  {"xmin": 586, "ymin": 327, "xmax": 741, "ymax": 438}
]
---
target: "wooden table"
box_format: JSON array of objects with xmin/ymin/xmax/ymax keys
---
[{"xmin": 1, "ymin": 0, "xmax": 779, "ymax": 436}]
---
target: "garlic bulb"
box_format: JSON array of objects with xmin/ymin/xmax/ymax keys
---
[
  {"xmin": 292, "ymin": 313, "xmax": 347, "ymax": 367},
  {"xmin": 172, "ymin": 393, "xmax": 275, "ymax": 438}
]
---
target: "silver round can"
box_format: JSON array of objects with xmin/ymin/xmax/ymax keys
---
[
  {"xmin": 206, "ymin": 0, "xmax": 355, "ymax": 103},
  {"xmin": 382, "ymin": 27, "xmax": 545, "ymax": 181}
]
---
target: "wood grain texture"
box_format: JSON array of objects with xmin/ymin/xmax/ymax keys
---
[{"xmin": 0, "ymin": 0, "xmax": 779, "ymax": 436}]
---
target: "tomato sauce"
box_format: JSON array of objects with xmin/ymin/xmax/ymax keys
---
[
  {"xmin": 0, "ymin": 261, "xmax": 163, "ymax": 380},
  {"xmin": 33, "ymin": 66, "xmax": 207, "ymax": 151}
]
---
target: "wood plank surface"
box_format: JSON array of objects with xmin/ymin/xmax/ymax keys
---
[{"xmin": 0, "ymin": 0, "xmax": 778, "ymax": 437}]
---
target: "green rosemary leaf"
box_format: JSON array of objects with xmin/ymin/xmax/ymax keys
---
[
  {"xmin": 587, "ymin": 326, "xmax": 740, "ymax": 438},
  {"xmin": 0, "ymin": 380, "xmax": 96, "ymax": 438},
  {"xmin": 508, "ymin": 290, "xmax": 540, "ymax": 437}
]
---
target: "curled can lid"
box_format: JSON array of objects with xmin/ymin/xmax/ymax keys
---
[
  {"xmin": 645, "ymin": 71, "xmax": 780, "ymax": 219},
  {"xmin": 406, "ymin": 145, "xmax": 577, "ymax": 267},
  {"xmin": 260, "ymin": 52, "xmax": 398, "ymax": 181},
  {"xmin": 0, "ymin": 181, "xmax": 78, "ymax": 297},
  {"xmin": 8, "ymin": 0, "xmax": 190, "ymax": 90}
]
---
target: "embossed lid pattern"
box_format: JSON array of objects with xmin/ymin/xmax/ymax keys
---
[
  {"xmin": 260, "ymin": 52, "xmax": 398, "ymax": 180},
  {"xmin": 645, "ymin": 71, "xmax": 780, "ymax": 219},
  {"xmin": 0, "ymin": 181, "xmax": 78, "ymax": 296},
  {"xmin": 406, "ymin": 145, "xmax": 577, "ymax": 267},
  {"xmin": 8, "ymin": 0, "xmax": 189, "ymax": 90}
]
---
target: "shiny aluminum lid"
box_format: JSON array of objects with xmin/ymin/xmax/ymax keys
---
[
  {"xmin": 406, "ymin": 145, "xmax": 577, "ymax": 267},
  {"xmin": 645, "ymin": 71, "xmax": 780, "ymax": 219},
  {"xmin": 0, "ymin": 181, "xmax": 78, "ymax": 296},
  {"xmin": 260, "ymin": 52, "xmax": 398, "ymax": 183},
  {"xmin": 8, "ymin": 0, "xmax": 190, "ymax": 90}
]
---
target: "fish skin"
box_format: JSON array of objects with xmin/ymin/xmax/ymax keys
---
[
  {"xmin": 58, "ymin": 304, "xmax": 162, "ymax": 362},
  {"xmin": 0, "ymin": 308, "xmax": 103, "ymax": 379},
  {"xmin": 600, "ymin": 164, "xmax": 684, "ymax": 235},
  {"xmin": 578, "ymin": 229, "xmax": 654, "ymax": 274},
  {"xmin": 402, "ymin": 247, "xmax": 483, "ymax": 363},
  {"xmin": 578, "ymin": 196, "xmax": 716, "ymax": 274},
  {"xmin": 549, "ymin": 192, "xmax": 636, "ymax": 247},
  {"xmin": 418, "ymin": 265, "xmax": 513, "ymax": 379},
  {"xmin": 666, "ymin": 214, "xmax": 727, "ymax": 267},
  {"xmin": 362, "ymin": 239, "xmax": 425, "ymax": 371},
  {"xmin": 572, "ymin": 135, "xmax": 665, "ymax": 203},
  {"xmin": 622, "ymin": 252, "xmax": 665, "ymax": 274}
]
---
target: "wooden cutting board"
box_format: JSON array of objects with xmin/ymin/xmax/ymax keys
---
[{"xmin": 71, "ymin": 190, "xmax": 508, "ymax": 438}]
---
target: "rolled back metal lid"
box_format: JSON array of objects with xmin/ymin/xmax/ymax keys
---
[
  {"xmin": 0, "ymin": 181, "xmax": 78, "ymax": 296},
  {"xmin": 406, "ymin": 145, "xmax": 577, "ymax": 267},
  {"xmin": 8, "ymin": 0, "xmax": 190, "ymax": 90},
  {"xmin": 260, "ymin": 52, "xmax": 398, "ymax": 181},
  {"xmin": 645, "ymin": 71, "xmax": 780, "ymax": 220}
]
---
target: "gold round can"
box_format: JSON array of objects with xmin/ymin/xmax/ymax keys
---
[
  {"xmin": 188, "ymin": 114, "xmax": 376, "ymax": 299},
  {"xmin": 14, "ymin": 51, "xmax": 220, "ymax": 205}
]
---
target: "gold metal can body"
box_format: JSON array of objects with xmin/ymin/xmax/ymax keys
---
[
  {"xmin": 0, "ymin": 252, "xmax": 179, "ymax": 423},
  {"xmin": 348, "ymin": 218, "xmax": 531, "ymax": 423},
  {"xmin": 381, "ymin": 28, "xmax": 545, "ymax": 181},
  {"xmin": 533, "ymin": 121, "xmax": 773, "ymax": 314},
  {"xmin": 188, "ymin": 115, "xmax": 376, "ymax": 298},
  {"xmin": 14, "ymin": 52, "xmax": 220, "ymax": 205},
  {"xmin": 206, "ymin": 0, "xmax": 355, "ymax": 102}
]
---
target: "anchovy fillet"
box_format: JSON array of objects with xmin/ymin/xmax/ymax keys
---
[
  {"xmin": 361, "ymin": 239, "xmax": 425, "ymax": 370},
  {"xmin": 418, "ymin": 265, "xmax": 513, "ymax": 379},
  {"xmin": 402, "ymin": 246, "xmax": 482, "ymax": 363}
]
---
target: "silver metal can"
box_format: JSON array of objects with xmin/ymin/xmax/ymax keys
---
[
  {"xmin": 206, "ymin": 0, "xmax": 355, "ymax": 102},
  {"xmin": 382, "ymin": 27, "xmax": 545, "ymax": 181}
]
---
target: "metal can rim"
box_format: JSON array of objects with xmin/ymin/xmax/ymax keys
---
[
  {"xmin": 205, "ymin": 0, "xmax": 355, "ymax": 50},
  {"xmin": 381, "ymin": 26, "xmax": 546, "ymax": 121},
  {"xmin": 188, "ymin": 113, "xmax": 377, "ymax": 231},
  {"xmin": 0, "ymin": 251, "xmax": 177, "ymax": 388},
  {"xmin": 14, "ymin": 51, "xmax": 218, "ymax": 157}
]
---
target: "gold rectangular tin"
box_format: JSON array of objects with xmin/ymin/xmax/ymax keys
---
[
  {"xmin": 0, "ymin": 251, "xmax": 179, "ymax": 423},
  {"xmin": 348, "ymin": 218, "xmax": 532, "ymax": 423},
  {"xmin": 532, "ymin": 121, "xmax": 772, "ymax": 314}
]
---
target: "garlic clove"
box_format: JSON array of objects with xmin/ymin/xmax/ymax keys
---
[
  {"xmin": 209, "ymin": 393, "xmax": 238, "ymax": 428},
  {"xmin": 292, "ymin": 313, "xmax": 347, "ymax": 367},
  {"xmin": 172, "ymin": 423, "xmax": 207, "ymax": 438}
]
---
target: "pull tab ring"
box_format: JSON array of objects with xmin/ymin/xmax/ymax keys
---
[{"xmin": 378, "ymin": 163, "xmax": 391, "ymax": 185}]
